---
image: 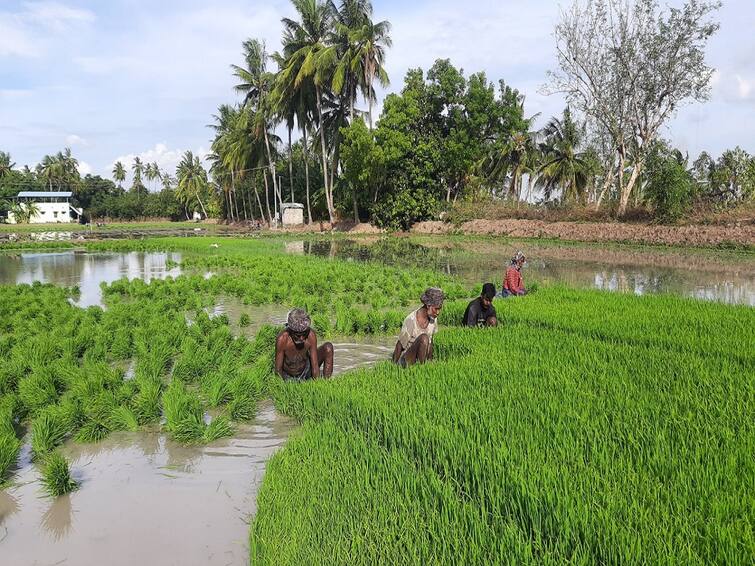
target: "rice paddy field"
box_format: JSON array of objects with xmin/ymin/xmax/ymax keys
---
[{"xmin": 1, "ymin": 235, "xmax": 753, "ymax": 564}]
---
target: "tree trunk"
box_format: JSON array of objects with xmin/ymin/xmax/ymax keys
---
[
  {"xmin": 619, "ymin": 162, "xmax": 641, "ymax": 216},
  {"xmin": 315, "ymin": 86, "xmax": 334, "ymax": 223},
  {"xmin": 240, "ymin": 184, "xmax": 249, "ymax": 221},
  {"xmin": 253, "ymin": 180, "xmax": 265, "ymax": 224},
  {"xmin": 288, "ymin": 128, "xmax": 294, "ymax": 203},
  {"xmin": 303, "ymin": 125, "xmax": 312, "ymax": 224},
  {"xmin": 229, "ymin": 172, "xmax": 236, "ymax": 222},
  {"xmin": 352, "ymin": 187, "xmax": 359, "ymax": 223},
  {"xmin": 262, "ymin": 172, "xmax": 272, "ymax": 225},
  {"xmin": 195, "ymin": 191, "xmax": 208, "ymax": 219},
  {"xmin": 595, "ymin": 164, "xmax": 614, "ymax": 211},
  {"xmin": 263, "ymin": 127, "xmax": 279, "ymax": 220}
]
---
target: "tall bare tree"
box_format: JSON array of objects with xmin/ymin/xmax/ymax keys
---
[{"xmin": 546, "ymin": 0, "xmax": 720, "ymax": 215}]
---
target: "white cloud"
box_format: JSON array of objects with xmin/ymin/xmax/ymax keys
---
[
  {"xmin": 22, "ymin": 1, "xmax": 95, "ymax": 31},
  {"xmin": 735, "ymin": 74, "xmax": 753, "ymax": 99},
  {"xmin": 0, "ymin": 2, "xmax": 94, "ymax": 59},
  {"xmin": 78, "ymin": 160, "xmax": 92, "ymax": 176},
  {"xmin": 65, "ymin": 134, "xmax": 88, "ymax": 146},
  {"xmin": 0, "ymin": 19, "xmax": 42, "ymax": 57}
]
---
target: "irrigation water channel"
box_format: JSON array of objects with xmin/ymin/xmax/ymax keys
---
[{"xmin": 0, "ymin": 241, "xmax": 752, "ymax": 564}]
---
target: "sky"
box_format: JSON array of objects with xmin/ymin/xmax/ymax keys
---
[{"xmin": 0, "ymin": 0, "xmax": 753, "ymax": 183}]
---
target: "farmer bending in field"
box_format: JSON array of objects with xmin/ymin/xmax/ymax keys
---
[
  {"xmin": 275, "ymin": 309, "xmax": 334, "ymax": 380},
  {"xmin": 501, "ymin": 251, "xmax": 527, "ymax": 296},
  {"xmin": 463, "ymin": 283, "xmax": 498, "ymax": 327},
  {"xmin": 393, "ymin": 287, "xmax": 443, "ymax": 367}
]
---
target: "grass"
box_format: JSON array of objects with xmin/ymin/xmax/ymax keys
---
[
  {"xmin": 40, "ymin": 451, "xmax": 78, "ymax": 497},
  {"xmin": 251, "ymin": 288, "xmax": 755, "ymax": 565}
]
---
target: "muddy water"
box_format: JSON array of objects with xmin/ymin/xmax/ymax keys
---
[
  {"xmin": 0, "ymin": 250, "xmax": 181, "ymax": 307},
  {"xmin": 297, "ymin": 238, "xmax": 755, "ymax": 306},
  {"xmin": 0, "ymin": 403, "xmax": 294, "ymax": 566}
]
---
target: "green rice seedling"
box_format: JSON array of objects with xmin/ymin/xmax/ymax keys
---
[
  {"xmin": 203, "ymin": 415, "xmax": 233, "ymax": 442},
  {"xmin": 239, "ymin": 313, "xmax": 251, "ymax": 327},
  {"xmin": 132, "ymin": 378, "xmax": 162, "ymax": 425},
  {"xmin": 0, "ymin": 431, "xmax": 21, "ymax": 483},
  {"xmin": 74, "ymin": 421, "xmax": 110, "ymax": 443},
  {"xmin": 162, "ymin": 380, "xmax": 205, "ymax": 443},
  {"xmin": 40, "ymin": 451, "xmax": 78, "ymax": 497},
  {"xmin": 31, "ymin": 407, "xmax": 69, "ymax": 457},
  {"xmin": 310, "ymin": 313, "xmax": 331, "ymax": 338},
  {"xmin": 201, "ymin": 370, "xmax": 232, "ymax": 407},
  {"xmin": 0, "ymin": 356, "xmax": 26, "ymax": 396},
  {"xmin": 109, "ymin": 405, "xmax": 139, "ymax": 432},
  {"xmin": 18, "ymin": 368, "xmax": 59, "ymax": 414}
]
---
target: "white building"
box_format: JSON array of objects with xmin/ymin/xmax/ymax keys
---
[
  {"xmin": 7, "ymin": 191, "xmax": 83, "ymax": 224},
  {"xmin": 281, "ymin": 203, "xmax": 304, "ymax": 226}
]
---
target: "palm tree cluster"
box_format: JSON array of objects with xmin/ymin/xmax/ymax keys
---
[
  {"xmin": 35, "ymin": 148, "xmax": 80, "ymax": 192},
  {"xmin": 209, "ymin": 0, "xmax": 391, "ymax": 224},
  {"xmin": 483, "ymin": 107, "xmax": 597, "ymax": 206}
]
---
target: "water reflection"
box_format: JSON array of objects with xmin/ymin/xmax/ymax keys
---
[
  {"xmin": 40, "ymin": 493, "xmax": 74, "ymax": 541},
  {"xmin": 0, "ymin": 251, "xmax": 182, "ymax": 307},
  {"xmin": 296, "ymin": 238, "xmax": 755, "ymax": 306}
]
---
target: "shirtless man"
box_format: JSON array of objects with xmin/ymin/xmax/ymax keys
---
[
  {"xmin": 275, "ymin": 309, "xmax": 334, "ymax": 380},
  {"xmin": 393, "ymin": 287, "xmax": 444, "ymax": 367}
]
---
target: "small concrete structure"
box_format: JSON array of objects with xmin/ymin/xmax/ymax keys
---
[
  {"xmin": 7, "ymin": 191, "xmax": 83, "ymax": 224},
  {"xmin": 281, "ymin": 203, "xmax": 304, "ymax": 226}
]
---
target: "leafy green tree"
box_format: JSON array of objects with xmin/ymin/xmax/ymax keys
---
[
  {"xmin": 644, "ymin": 141, "xmax": 693, "ymax": 223},
  {"xmin": 340, "ymin": 117, "xmax": 382, "ymax": 221}
]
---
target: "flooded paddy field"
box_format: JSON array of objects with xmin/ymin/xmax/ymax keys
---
[
  {"xmin": 0, "ymin": 403, "xmax": 293, "ymax": 566},
  {"xmin": 294, "ymin": 237, "xmax": 755, "ymax": 305},
  {"xmin": 1, "ymin": 235, "xmax": 753, "ymax": 565}
]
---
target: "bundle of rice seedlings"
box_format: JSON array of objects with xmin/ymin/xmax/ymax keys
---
[
  {"xmin": 133, "ymin": 378, "xmax": 162, "ymax": 425},
  {"xmin": 109, "ymin": 405, "xmax": 139, "ymax": 432},
  {"xmin": 18, "ymin": 369, "xmax": 59, "ymax": 414},
  {"xmin": 0, "ymin": 431, "xmax": 21, "ymax": 482},
  {"xmin": 239, "ymin": 313, "xmax": 251, "ymax": 327},
  {"xmin": 31, "ymin": 407, "xmax": 69, "ymax": 457},
  {"xmin": 40, "ymin": 451, "xmax": 78, "ymax": 497},
  {"xmin": 203, "ymin": 415, "xmax": 233, "ymax": 442}
]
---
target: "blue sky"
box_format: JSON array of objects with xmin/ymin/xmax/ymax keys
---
[{"xmin": 1, "ymin": 0, "xmax": 753, "ymax": 181}]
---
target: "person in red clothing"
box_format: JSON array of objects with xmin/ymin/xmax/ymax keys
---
[{"xmin": 501, "ymin": 251, "xmax": 527, "ymax": 297}]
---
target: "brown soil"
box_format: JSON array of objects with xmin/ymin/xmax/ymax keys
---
[
  {"xmin": 411, "ymin": 219, "xmax": 755, "ymax": 248},
  {"xmin": 272, "ymin": 221, "xmax": 384, "ymax": 234}
]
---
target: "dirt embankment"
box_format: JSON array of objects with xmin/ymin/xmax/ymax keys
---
[{"xmin": 411, "ymin": 219, "xmax": 755, "ymax": 248}]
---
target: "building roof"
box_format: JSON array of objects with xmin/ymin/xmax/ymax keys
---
[{"xmin": 17, "ymin": 191, "xmax": 73, "ymax": 198}]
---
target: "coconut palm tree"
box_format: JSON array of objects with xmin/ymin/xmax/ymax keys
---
[
  {"xmin": 281, "ymin": 0, "xmax": 337, "ymax": 222},
  {"xmin": 176, "ymin": 151, "xmax": 208, "ymax": 219},
  {"xmin": 37, "ymin": 154, "xmax": 62, "ymax": 191},
  {"xmin": 145, "ymin": 162, "xmax": 161, "ymax": 191},
  {"xmin": 535, "ymin": 108, "xmax": 593, "ymax": 203},
  {"xmin": 131, "ymin": 157, "xmax": 145, "ymax": 194},
  {"xmin": 349, "ymin": 13, "xmax": 391, "ymax": 130},
  {"xmin": 232, "ymin": 38, "xmax": 283, "ymax": 220},
  {"xmin": 276, "ymin": 23, "xmax": 321, "ymax": 223},
  {"xmin": 0, "ymin": 151, "xmax": 15, "ymax": 179},
  {"xmin": 112, "ymin": 161, "xmax": 127, "ymax": 190},
  {"xmin": 11, "ymin": 201, "xmax": 41, "ymax": 223}
]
